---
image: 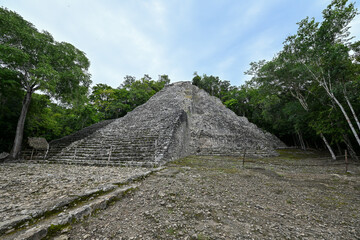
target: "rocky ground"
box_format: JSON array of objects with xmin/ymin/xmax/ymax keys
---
[
  {"xmin": 53, "ymin": 149, "xmax": 360, "ymax": 239},
  {"xmin": 0, "ymin": 163, "xmax": 149, "ymax": 223}
]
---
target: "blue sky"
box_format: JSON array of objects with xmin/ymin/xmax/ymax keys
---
[{"xmin": 1, "ymin": 0, "xmax": 359, "ymax": 87}]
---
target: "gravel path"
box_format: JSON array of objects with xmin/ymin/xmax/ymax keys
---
[{"xmin": 62, "ymin": 151, "xmax": 360, "ymax": 239}]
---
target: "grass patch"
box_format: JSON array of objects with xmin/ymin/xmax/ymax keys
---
[
  {"xmin": 172, "ymin": 149, "xmax": 326, "ymax": 170},
  {"xmin": 166, "ymin": 227, "xmax": 177, "ymax": 235},
  {"xmin": 274, "ymin": 189, "xmax": 284, "ymax": 195},
  {"xmin": 276, "ymin": 149, "xmax": 320, "ymax": 160},
  {"xmin": 45, "ymin": 223, "xmax": 69, "ymax": 239},
  {"xmin": 196, "ymin": 233, "xmax": 210, "ymax": 240}
]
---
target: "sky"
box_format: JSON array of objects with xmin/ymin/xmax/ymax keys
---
[{"xmin": 1, "ymin": 0, "xmax": 359, "ymax": 88}]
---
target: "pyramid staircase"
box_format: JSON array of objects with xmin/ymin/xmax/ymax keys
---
[
  {"xmin": 47, "ymin": 107, "xmax": 186, "ymax": 167},
  {"xmin": 47, "ymin": 119, "xmax": 115, "ymax": 158}
]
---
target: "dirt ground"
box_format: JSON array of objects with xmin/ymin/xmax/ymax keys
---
[{"xmin": 55, "ymin": 149, "xmax": 360, "ymax": 240}]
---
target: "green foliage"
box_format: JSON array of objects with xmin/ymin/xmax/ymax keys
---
[
  {"xmin": 0, "ymin": 72, "xmax": 170, "ymax": 153},
  {"xmin": 24, "ymin": 94, "xmax": 101, "ymax": 142},
  {"xmin": 89, "ymin": 74, "xmax": 170, "ymax": 121},
  {"xmin": 1, "ymin": 2, "xmax": 359, "ymax": 156},
  {"xmin": 90, "ymin": 83, "xmax": 131, "ymax": 119},
  {"xmin": 192, "ymin": 73, "xmax": 230, "ymax": 100},
  {"xmin": 245, "ymin": 0, "xmax": 360, "ymax": 152},
  {"xmin": 0, "ymin": 7, "xmax": 91, "ymax": 156},
  {"xmin": 0, "ymin": 7, "xmax": 91, "ymax": 102},
  {"xmin": 191, "ymin": 72, "xmax": 299, "ymax": 143},
  {"xmin": 0, "ymin": 70, "xmax": 23, "ymax": 152},
  {"xmin": 191, "ymin": 1, "xmax": 360, "ymax": 152}
]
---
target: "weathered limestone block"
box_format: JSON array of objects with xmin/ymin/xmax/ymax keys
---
[
  {"xmin": 16, "ymin": 225, "xmax": 48, "ymax": 240},
  {"xmin": 47, "ymin": 81, "xmax": 285, "ymax": 166},
  {"xmin": 0, "ymin": 152, "xmax": 9, "ymax": 159},
  {"xmin": 0, "ymin": 215, "xmax": 31, "ymax": 235}
]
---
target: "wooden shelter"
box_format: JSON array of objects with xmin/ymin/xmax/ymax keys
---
[{"xmin": 26, "ymin": 137, "xmax": 49, "ymax": 160}]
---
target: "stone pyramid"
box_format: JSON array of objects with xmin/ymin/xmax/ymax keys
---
[{"xmin": 47, "ymin": 82, "xmax": 285, "ymax": 166}]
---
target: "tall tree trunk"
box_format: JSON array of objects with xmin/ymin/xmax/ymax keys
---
[
  {"xmin": 320, "ymin": 134, "xmax": 336, "ymax": 160},
  {"xmin": 336, "ymin": 141, "xmax": 342, "ymax": 156},
  {"xmin": 9, "ymin": 90, "xmax": 32, "ymax": 159},
  {"xmin": 323, "ymin": 86, "xmax": 360, "ymax": 147},
  {"xmin": 320, "ymin": 133, "xmax": 336, "ymax": 160},
  {"xmin": 345, "ymin": 95, "xmax": 360, "ymax": 131},
  {"xmin": 292, "ymin": 134, "xmax": 297, "ymax": 147},
  {"xmin": 291, "ymin": 90, "xmax": 336, "ymax": 157},
  {"xmin": 342, "ymin": 134, "xmax": 359, "ymax": 161},
  {"xmin": 314, "ymin": 140, "xmax": 319, "ymax": 150},
  {"xmin": 297, "ymin": 131, "xmax": 306, "ymax": 150},
  {"xmin": 304, "ymin": 65, "xmax": 360, "ymax": 149}
]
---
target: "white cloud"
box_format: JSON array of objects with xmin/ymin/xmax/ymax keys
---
[
  {"xmin": 1, "ymin": 0, "xmax": 359, "ymax": 88},
  {"xmin": 350, "ymin": 13, "xmax": 360, "ymax": 40}
]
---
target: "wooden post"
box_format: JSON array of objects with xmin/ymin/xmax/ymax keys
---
[
  {"xmin": 108, "ymin": 145, "xmax": 112, "ymax": 161},
  {"xmin": 44, "ymin": 145, "xmax": 49, "ymax": 159},
  {"xmin": 242, "ymin": 149, "xmax": 246, "ymax": 167},
  {"xmin": 345, "ymin": 150, "xmax": 348, "ymax": 173},
  {"xmin": 30, "ymin": 149, "xmax": 34, "ymax": 160},
  {"xmin": 73, "ymin": 148, "xmax": 77, "ymax": 160}
]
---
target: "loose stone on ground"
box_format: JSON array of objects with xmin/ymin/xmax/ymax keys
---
[
  {"xmin": 64, "ymin": 152, "xmax": 360, "ymax": 239},
  {"xmin": 1, "ymin": 150, "xmax": 359, "ymax": 239},
  {"xmin": 0, "ymin": 163, "xmax": 149, "ymax": 226}
]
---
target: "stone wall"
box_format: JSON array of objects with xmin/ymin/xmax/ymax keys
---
[{"xmin": 46, "ymin": 81, "xmax": 285, "ymax": 166}]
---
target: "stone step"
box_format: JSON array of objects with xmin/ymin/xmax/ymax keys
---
[
  {"xmin": 65, "ymin": 148, "xmax": 155, "ymax": 153},
  {"xmin": 78, "ymin": 142, "xmax": 154, "ymax": 146},
  {"xmin": 47, "ymin": 159, "xmax": 159, "ymax": 167},
  {"xmin": 53, "ymin": 155, "xmax": 155, "ymax": 162},
  {"xmin": 78, "ymin": 138, "xmax": 157, "ymax": 143},
  {"xmin": 74, "ymin": 142, "xmax": 156, "ymax": 146},
  {"xmin": 57, "ymin": 153, "xmax": 155, "ymax": 159},
  {"xmin": 57, "ymin": 148, "xmax": 155, "ymax": 153},
  {"xmin": 99, "ymin": 135, "xmax": 159, "ymax": 139},
  {"xmin": 60, "ymin": 147, "xmax": 156, "ymax": 154}
]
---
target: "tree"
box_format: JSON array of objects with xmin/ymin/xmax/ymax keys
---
[
  {"xmin": 191, "ymin": 73, "xmax": 230, "ymax": 100},
  {"xmin": 192, "ymin": 72, "xmax": 201, "ymax": 87},
  {"xmin": 89, "ymin": 74, "xmax": 171, "ymax": 121},
  {"xmin": 282, "ymin": 0, "xmax": 360, "ymax": 147},
  {"xmin": 158, "ymin": 74, "xmax": 170, "ymax": 86},
  {"xmin": 121, "ymin": 75, "xmax": 136, "ymax": 89},
  {"xmin": 90, "ymin": 84, "xmax": 130, "ymax": 119},
  {"xmin": 0, "ymin": 8, "xmax": 91, "ymax": 159},
  {"xmin": 245, "ymin": 0, "xmax": 360, "ymax": 158},
  {"xmin": 0, "ymin": 68, "xmax": 23, "ymax": 152}
]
